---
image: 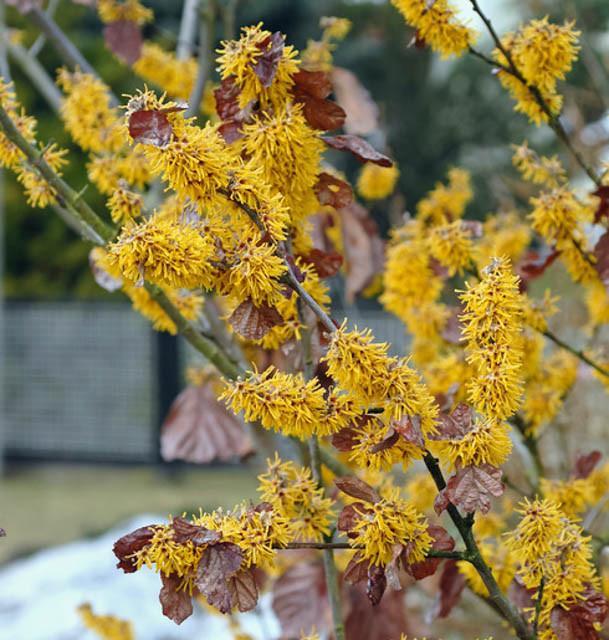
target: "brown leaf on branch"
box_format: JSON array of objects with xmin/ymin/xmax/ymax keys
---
[
  {"xmin": 392, "ymin": 414, "xmax": 425, "ymax": 449},
  {"xmin": 430, "ymin": 403, "xmax": 474, "ymax": 440},
  {"xmin": 344, "ymin": 584, "xmax": 409, "ymax": 640},
  {"xmin": 331, "ymin": 426, "xmax": 359, "ymax": 452},
  {"xmin": 171, "ymin": 517, "xmax": 222, "ymax": 546},
  {"xmin": 343, "ymin": 552, "xmax": 369, "ymax": 585},
  {"xmin": 293, "ymin": 69, "xmax": 333, "ymax": 99},
  {"xmin": 439, "ymin": 464, "xmax": 505, "ymax": 515},
  {"xmin": 335, "ymin": 476, "xmax": 381, "ymax": 504},
  {"xmin": 196, "ymin": 542, "xmax": 244, "ymax": 614},
  {"xmin": 229, "ymin": 299, "xmax": 284, "ymax": 340},
  {"xmin": 315, "ymin": 172, "xmax": 353, "ymax": 209},
  {"xmin": 573, "ymin": 450, "xmax": 602, "ymax": 479},
  {"xmin": 301, "ymin": 248, "xmax": 343, "ymax": 279},
  {"xmin": 159, "ymin": 573, "xmax": 194, "ymax": 624},
  {"xmin": 113, "ymin": 525, "xmax": 156, "ymax": 573},
  {"xmin": 322, "ymin": 134, "xmax": 393, "ymax": 167},
  {"xmin": 253, "ymin": 32, "xmax": 284, "ymax": 88},
  {"xmin": 227, "ymin": 568, "xmax": 259, "ymax": 613},
  {"xmin": 89, "ymin": 248, "xmax": 123, "ymax": 292},
  {"xmin": 367, "ymin": 565, "xmax": 387, "ymax": 606},
  {"xmin": 429, "ymin": 560, "xmax": 466, "ymax": 619},
  {"xmin": 338, "ymin": 503, "xmax": 368, "ymax": 534},
  {"xmin": 293, "ymin": 69, "xmax": 346, "ymax": 131},
  {"xmin": 129, "ymin": 110, "xmax": 174, "ymax": 148},
  {"xmin": 331, "ymin": 67, "xmax": 379, "ymax": 136},
  {"xmin": 404, "ymin": 525, "xmax": 455, "ymax": 581},
  {"xmin": 594, "ymin": 230, "xmax": 609, "ymax": 294},
  {"xmin": 103, "ymin": 20, "xmax": 143, "ymax": 65},
  {"xmin": 160, "ymin": 383, "xmax": 254, "ymax": 464},
  {"xmin": 551, "ymin": 587, "xmax": 609, "ymax": 640},
  {"xmin": 369, "ymin": 428, "xmax": 399, "ymax": 453},
  {"xmin": 272, "ymin": 561, "xmax": 330, "ymax": 637},
  {"xmin": 517, "ymin": 245, "xmax": 560, "ymax": 286}
]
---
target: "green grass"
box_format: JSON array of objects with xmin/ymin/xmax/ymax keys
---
[{"xmin": 0, "ymin": 463, "xmax": 258, "ymax": 564}]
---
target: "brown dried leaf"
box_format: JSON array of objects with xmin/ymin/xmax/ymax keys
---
[
  {"xmin": 338, "ymin": 503, "xmax": 366, "ymax": 534},
  {"xmin": 299, "ymin": 96, "xmax": 346, "ymax": 131},
  {"xmin": 301, "ymin": 248, "xmax": 344, "ymax": 279},
  {"xmin": 517, "ymin": 245, "xmax": 560, "ymax": 285},
  {"xmin": 227, "ymin": 568, "xmax": 259, "ymax": 613},
  {"xmin": 574, "ymin": 450, "xmax": 602, "ymax": 480},
  {"xmin": 89, "ymin": 249, "xmax": 123, "ymax": 292},
  {"xmin": 160, "ymin": 383, "xmax": 254, "ymax": 464},
  {"xmin": 593, "ymin": 185, "xmax": 609, "ymax": 223},
  {"xmin": 315, "ymin": 172, "xmax": 353, "ymax": 209},
  {"xmin": 344, "ymin": 584, "xmax": 408, "ymax": 640},
  {"xmin": 128, "ymin": 110, "xmax": 173, "ymax": 148},
  {"xmin": 335, "ymin": 477, "xmax": 381, "ymax": 504},
  {"xmin": 430, "ymin": 403, "xmax": 474, "ymax": 441},
  {"xmin": 331, "ymin": 426, "xmax": 359, "ymax": 452},
  {"xmin": 272, "ymin": 562, "xmax": 330, "ymax": 637},
  {"xmin": 392, "ymin": 415, "xmax": 424, "ymax": 449},
  {"xmin": 253, "ymin": 32, "xmax": 284, "ymax": 88},
  {"xmin": 196, "ymin": 542, "xmax": 244, "ymax": 614},
  {"xmin": 229, "ymin": 299, "xmax": 284, "ymax": 340},
  {"xmin": 113, "ymin": 525, "xmax": 156, "ymax": 573},
  {"xmin": 594, "ymin": 230, "xmax": 609, "ymax": 294},
  {"xmin": 430, "ymin": 560, "xmax": 466, "ymax": 619},
  {"xmin": 369, "ymin": 428, "xmax": 400, "ymax": 453},
  {"xmin": 367, "ymin": 565, "xmax": 387, "ymax": 606},
  {"xmin": 551, "ymin": 588, "xmax": 608, "ymax": 640},
  {"xmin": 103, "ymin": 20, "xmax": 143, "ymax": 65},
  {"xmin": 434, "ymin": 490, "xmax": 451, "ymax": 516},
  {"xmin": 322, "ymin": 134, "xmax": 393, "ymax": 167},
  {"xmin": 444, "ymin": 464, "xmax": 505, "ymax": 514},
  {"xmin": 293, "ymin": 69, "xmax": 333, "ymax": 99},
  {"xmin": 343, "ymin": 552, "xmax": 369, "ymax": 585},
  {"xmin": 331, "ymin": 67, "xmax": 379, "ymax": 136},
  {"xmin": 171, "ymin": 517, "xmax": 222, "ymax": 546},
  {"xmin": 159, "ymin": 573, "xmax": 193, "ymax": 625},
  {"xmin": 404, "ymin": 525, "xmax": 454, "ymax": 581}
]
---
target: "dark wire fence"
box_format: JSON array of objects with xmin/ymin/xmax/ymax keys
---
[{"xmin": 1, "ymin": 301, "xmax": 408, "ymax": 464}]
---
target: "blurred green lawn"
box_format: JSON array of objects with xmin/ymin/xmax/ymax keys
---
[{"xmin": 0, "ymin": 463, "xmax": 258, "ymax": 564}]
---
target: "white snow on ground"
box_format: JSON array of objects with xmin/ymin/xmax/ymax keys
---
[{"xmin": 0, "ymin": 515, "xmax": 280, "ymax": 640}]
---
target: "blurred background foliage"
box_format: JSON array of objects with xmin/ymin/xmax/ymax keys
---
[{"xmin": 4, "ymin": 0, "xmax": 609, "ymax": 298}]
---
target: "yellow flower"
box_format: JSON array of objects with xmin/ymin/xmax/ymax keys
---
[
  {"xmin": 417, "ymin": 167, "xmax": 472, "ymax": 225},
  {"xmin": 107, "ymin": 184, "xmax": 143, "ymax": 224},
  {"xmin": 133, "ymin": 43, "xmax": 197, "ymax": 100},
  {"xmin": 391, "ymin": 0, "xmax": 477, "ymax": 59},
  {"xmin": 78, "ymin": 603, "xmax": 134, "ymax": 640},
  {"xmin": 217, "ymin": 23, "xmax": 300, "ymax": 109},
  {"xmin": 15, "ymin": 143, "xmax": 68, "ymax": 208},
  {"xmin": 431, "ymin": 416, "xmax": 513, "ymax": 469},
  {"xmin": 57, "ymin": 69, "xmax": 123, "ymax": 154},
  {"xmin": 258, "ymin": 454, "xmax": 335, "ymax": 542},
  {"xmin": 98, "ymin": 0, "xmax": 153, "ymax": 25},
  {"xmin": 357, "ymin": 163, "xmax": 400, "ymax": 200},
  {"xmin": 540, "ymin": 477, "xmax": 594, "ymax": 519},
  {"xmin": 460, "ymin": 257, "xmax": 523, "ymax": 420},
  {"xmin": 221, "ymin": 366, "xmax": 325, "ymax": 439},
  {"xmin": 428, "ymin": 219, "xmax": 475, "ymax": 276},
  {"xmin": 320, "ymin": 16, "xmax": 352, "ymax": 41},
  {"xmin": 108, "ymin": 214, "xmax": 217, "ymax": 289},
  {"xmin": 512, "ymin": 141, "xmax": 566, "ymax": 188},
  {"xmin": 350, "ymin": 489, "xmax": 432, "ymax": 566},
  {"xmin": 0, "ymin": 80, "xmax": 37, "ymax": 170},
  {"xmin": 475, "ymin": 211, "xmax": 530, "ymax": 267},
  {"xmin": 405, "ymin": 472, "xmax": 438, "ymax": 514}
]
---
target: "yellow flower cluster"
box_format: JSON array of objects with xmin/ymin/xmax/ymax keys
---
[
  {"xmin": 460, "ymin": 257, "xmax": 523, "ymax": 420},
  {"xmin": 302, "ymin": 16, "xmax": 352, "ymax": 71},
  {"xmin": 133, "ymin": 44, "xmax": 197, "ymax": 100},
  {"xmin": 506, "ymin": 498, "xmax": 599, "ymax": 637},
  {"xmin": 512, "ymin": 141, "xmax": 566, "ymax": 189},
  {"xmin": 217, "ymin": 23, "xmax": 299, "ymax": 110},
  {"xmin": 107, "ymin": 184, "xmax": 143, "ymax": 224},
  {"xmin": 494, "ymin": 19, "xmax": 580, "ymax": 125},
  {"xmin": 107, "ymin": 214, "xmax": 217, "ymax": 290},
  {"xmin": 78, "ymin": 603, "xmax": 134, "ymax": 640},
  {"xmin": 258, "ymin": 454, "xmax": 335, "ymax": 541},
  {"xmin": 522, "ymin": 350, "xmax": 578, "ymax": 434},
  {"xmin": 417, "ymin": 167, "xmax": 472, "ymax": 225},
  {"xmin": 475, "ymin": 211, "xmax": 530, "ymax": 268},
  {"xmin": 357, "ymin": 163, "xmax": 400, "ymax": 200},
  {"xmin": 390, "ymin": 0, "xmax": 476, "ymax": 59},
  {"xmin": 221, "ymin": 366, "xmax": 356, "ymax": 439},
  {"xmin": 428, "ymin": 219, "xmax": 475, "ymax": 276},
  {"xmin": 351, "ymin": 489, "xmax": 432, "ymax": 566},
  {"xmin": 0, "ymin": 80, "xmax": 68, "ymax": 208},
  {"xmin": 529, "ymin": 187, "xmax": 597, "ymax": 283},
  {"xmin": 97, "ymin": 0, "xmax": 153, "ymax": 25}
]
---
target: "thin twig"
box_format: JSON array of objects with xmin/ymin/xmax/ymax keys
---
[
  {"xmin": 543, "ymin": 328, "xmax": 609, "ymax": 379},
  {"xmin": 177, "ymin": 0, "xmax": 201, "ymax": 60},
  {"xmin": 0, "ymin": 0, "xmax": 10, "ymax": 82},
  {"xmin": 28, "ymin": 0, "xmax": 60, "ymax": 58},
  {"xmin": 532, "ymin": 576, "xmax": 545, "ymax": 637}
]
